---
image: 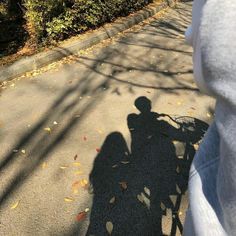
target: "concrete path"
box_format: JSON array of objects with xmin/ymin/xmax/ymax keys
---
[{"xmin": 0, "ymin": 2, "xmax": 215, "ymax": 236}]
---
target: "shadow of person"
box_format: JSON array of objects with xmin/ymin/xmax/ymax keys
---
[{"xmin": 87, "ymin": 97, "xmax": 208, "ymax": 236}]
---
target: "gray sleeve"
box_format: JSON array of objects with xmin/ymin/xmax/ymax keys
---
[{"xmin": 200, "ymin": 0, "xmax": 236, "ymax": 234}]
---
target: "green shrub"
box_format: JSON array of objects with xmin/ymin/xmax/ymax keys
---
[{"xmin": 23, "ymin": 0, "xmax": 154, "ymax": 43}]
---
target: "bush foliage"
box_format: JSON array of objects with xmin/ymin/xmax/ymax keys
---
[{"xmin": 23, "ymin": 0, "xmax": 153, "ymax": 43}]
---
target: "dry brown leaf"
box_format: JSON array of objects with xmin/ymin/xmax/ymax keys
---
[
  {"xmin": 109, "ymin": 197, "xmax": 116, "ymax": 204},
  {"xmin": 11, "ymin": 201, "xmax": 19, "ymax": 209},
  {"xmin": 76, "ymin": 211, "xmax": 86, "ymax": 222},
  {"xmin": 106, "ymin": 221, "xmax": 113, "ymax": 235},
  {"xmin": 64, "ymin": 197, "xmax": 74, "ymax": 202},
  {"xmin": 119, "ymin": 182, "xmax": 128, "ymax": 190},
  {"xmin": 74, "ymin": 154, "xmax": 78, "ymax": 161}
]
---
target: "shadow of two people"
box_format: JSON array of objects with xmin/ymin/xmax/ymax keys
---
[{"xmin": 87, "ymin": 96, "xmax": 208, "ymax": 236}]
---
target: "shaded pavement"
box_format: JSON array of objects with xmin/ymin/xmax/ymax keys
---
[{"xmin": 0, "ymin": 2, "xmax": 215, "ymax": 236}]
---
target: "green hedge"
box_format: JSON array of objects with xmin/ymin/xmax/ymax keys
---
[{"xmin": 23, "ymin": 0, "xmax": 153, "ymax": 43}]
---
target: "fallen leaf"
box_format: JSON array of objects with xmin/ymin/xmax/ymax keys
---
[
  {"xmin": 44, "ymin": 127, "xmax": 51, "ymax": 133},
  {"xmin": 176, "ymin": 184, "xmax": 182, "ymax": 194},
  {"xmin": 137, "ymin": 194, "xmax": 144, "ymax": 203},
  {"xmin": 64, "ymin": 197, "xmax": 74, "ymax": 202},
  {"xmin": 53, "ymin": 121, "xmax": 58, "ymax": 125},
  {"xmin": 207, "ymin": 113, "xmax": 211, "ymax": 118},
  {"xmin": 11, "ymin": 201, "xmax": 19, "ymax": 209},
  {"xmin": 13, "ymin": 149, "xmax": 19, "ymax": 153},
  {"xmin": 178, "ymin": 211, "xmax": 183, "ymax": 216},
  {"xmin": 109, "ymin": 197, "xmax": 116, "ymax": 204},
  {"xmin": 21, "ymin": 149, "xmax": 26, "ymax": 154},
  {"xmin": 119, "ymin": 182, "xmax": 128, "ymax": 190},
  {"xmin": 194, "ymin": 144, "xmax": 199, "ymax": 150},
  {"xmin": 161, "ymin": 202, "xmax": 166, "ymax": 211},
  {"xmin": 85, "ymin": 208, "xmax": 90, "ymax": 213},
  {"xmin": 112, "ymin": 164, "xmax": 118, "ymax": 168},
  {"xmin": 75, "ymin": 170, "xmax": 83, "ymax": 175},
  {"xmin": 144, "ymin": 186, "xmax": 151, "ymax": 196},
  {"xmin": 106, "ymin": 221, "xmax": 113, "ymax": 235},
  {"xmin": 141, "ymin": 193, "xmax": 150, "ymax": 210},
  {"xmin": 83, "ymin": 136, "xmax": 87, "ymax": 141},
  {"xmin": 42, "ymin": 162, "xmax": 48, "ymax": 169},
  {"xmin": 60, "ymin": 166, "xmax": 68, "ymax": 169},
  {"xmin": 176, "ymin": 166, "xmax": 180, "ymax": 173},
  {"xmin": 96, "ymin": 129, "xmax": 103, "ymax": 134},
  {"xmin": 121, "ymin": 161, "xmax": 129, "ymax": 164},
  {"xmin": 96, "ymin": 148, "xmax": 101, "ymax": 153},
  {"xmin": 76, "ymin": 211, "xmax": 86, "ymax": 222},
  {"xmin": 74, "ymin": 154, "xmax": 78, "ymax": 161},
  {"xmin": 73, "ymin": 162, "xmax": 81, "ymax": 167},
  {"xmin": 72, "ymin": 181, "xmax": 80, "ymax": 194},
  {"xmin": 80, "ymin": 179, "xmax": 88, "ymax": 188}
]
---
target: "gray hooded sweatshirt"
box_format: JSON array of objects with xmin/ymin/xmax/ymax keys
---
[{"xmin": 184, "ymin": 0, "xmax": 236, "ymax": 235}]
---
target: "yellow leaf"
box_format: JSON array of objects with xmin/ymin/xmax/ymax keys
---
[
  {"xmin": 178, "ymin": 211, "xmax": 183, "ymax": 216},
  {"xmin": 75, "ymin": 170, "xmax": 83, "ymax": 175},
  {"xmin": 106, "ymin": 221, "xmax": 113, "ymax": 235},
  {"xmin": 11, "ymin": 201, "xmax": 19, "ymax": 209},
  {"xmin": 194, "ymin": 144, "xmax": 199, "ymax": 150},
  {"xmin": 44, "ymin": 127, "xmax": 51, "ymax": 132},
  {"xmin": 42, "ymin": 162, "xmax": 48, "ymax": 169},
  {"xmin": 144, "ymin": 186, "xmax": 151, "ymax": 196},
  {"xmin": 109, "ymin": 197, "xmax": 116, "ymax": 204},
  {"xmin": 64, "ymin": 197, "xmax": 74, "ymax": 202},
  {"xmin": 80, "ymin": 179, "xmax": 88, "ymax": 187},
  {"xmin": 21, "ymin": 149, "xmax": 26, "ymax": 154},
  {"xmin": 73, "ymin": 162, "xmax": 81, "ymax": 167}
]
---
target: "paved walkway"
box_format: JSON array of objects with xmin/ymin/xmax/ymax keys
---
[{"xmin": 0, "ymin": 2, "xmax": 215, "ymax": 236}]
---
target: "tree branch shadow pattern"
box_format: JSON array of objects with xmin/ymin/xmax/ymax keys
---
[{"xmin": 87, "ymin": 97, "xmax": 208, "ymax": 236}]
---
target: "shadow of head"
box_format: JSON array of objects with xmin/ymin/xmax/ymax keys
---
[{"xmin": 134, "ymin": 96, "xmax": 152, "ymax": 114}]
